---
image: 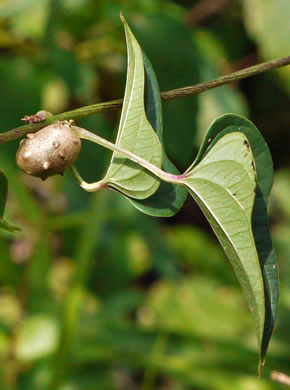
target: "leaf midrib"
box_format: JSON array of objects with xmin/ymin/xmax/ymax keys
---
[{"xmin": 185, "ymin": 178, "xmax": 263, "ymax": 342}]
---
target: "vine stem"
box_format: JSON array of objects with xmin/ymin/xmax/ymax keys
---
[
  {"xmin": 73, "ymin": 126, "xmax": 183, "ymax": 189},
  {"xmin": 0, "ymin": 56, "xmax": 289, "ymax": 144}
]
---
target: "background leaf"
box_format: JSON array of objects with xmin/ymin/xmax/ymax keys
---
[
  {"xmin": 127, "ymin": 52, "xmax": 187, "ymax": 217},
  {"xmin": 0, "ymin": 170, "xmax": 20, "ymax": 233},
  {"xmin": 101, "ymin": 16, "xmax": 162, "ymax": 200},
  {"xmin": 183, "ymin": 132, "xmax": 265, "ymax": 360},
  {"xmin": 0, "ymin": 170, "xmax": 8, "ymax": 217},
  {"xmin": 243, "ymin": 0, "xmax": 290, "ymax": 90},
  {"xmin": 133, "ymin": 13, "xmax": 201, "ymax": 170},
  {"xmin": 194, "ymin": 31, "xmax": 248, "ymax": 143}
]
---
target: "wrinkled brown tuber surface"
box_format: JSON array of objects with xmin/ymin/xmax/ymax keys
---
[{"xmin": 16, "ymin": 122, "xmax": 81, "ymax": 180}]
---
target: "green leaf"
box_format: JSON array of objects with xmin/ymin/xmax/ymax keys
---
[
  {"xmin": 182, "ymin": 132, "xmax": 265, "ymax": 362},
  {"xmin": 0, "ymin": 169, "xmax": 8, "ymax": 218},
  {"xmin": 0, "ymin": 219, "xmax": 20, "ymax": 233},
  {"xmin": 101, "ymin": 15, "xmax": 162, "ymax": 200},
  {"xmin": 127, "ymin": 52, "xmax": 187, "ymax": 217},
  {"xmin": 193, "ymin": 114, "xmax": 278, "ymax": 367},
  {"xmin": 0, "ymin": 170, "xmax": 20, "ymax": 233},
  {"xmin": 194, "ymin": 31, "xmax": 248, "ymax": 140}
]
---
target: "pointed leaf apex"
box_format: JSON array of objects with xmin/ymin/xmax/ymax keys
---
[
  {"xmin": 101, "ymin": 11, "xmax": 162, "ymax": 200},
  {"xmin": 120, "ymin": 12, "xmax": 125, "ymax": 23}
]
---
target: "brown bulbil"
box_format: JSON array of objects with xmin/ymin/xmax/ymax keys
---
[{"xmin": 16, "ymin": 122, "xmax": 81, "ymax": 180}]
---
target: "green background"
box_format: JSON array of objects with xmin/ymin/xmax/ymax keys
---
[{"xmin": 0, "ymin": 1, "xmax": 289, "ymax": 389}]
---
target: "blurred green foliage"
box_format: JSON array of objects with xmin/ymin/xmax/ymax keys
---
[{"xmin": 0, "ymin": 0, "xmax": 289, "ymax": 389}]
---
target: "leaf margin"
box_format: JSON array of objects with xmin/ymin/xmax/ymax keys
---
[
  {"xmin": 182, "ymin": 131, "xmax": 266, "ymax": 361},
  {"xmin": 194, "ymin": 113, "xmax": 279, "ymax": 368},
  {"xmin": 101, "ymin": 14, "xmax": 163, "ymax": 200}
]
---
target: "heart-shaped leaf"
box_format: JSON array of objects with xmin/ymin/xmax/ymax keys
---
[
  {"xmin": 101, "ymin": 15, "xmax": 162, "ymax": 200},
  {"xmin": 182, "ymin": 132, "xmax": 265, "ymax": 362},
  {"xmin": 127, "ymin": 52, "xmax": 187, "ymax": 216},
  {"xmin": 193, "ymin": 114, "xmax": 278, "ymax": 368},
  {"xmin": 0, "ymin": 170, "xmax": 20, "ymax": 233}
]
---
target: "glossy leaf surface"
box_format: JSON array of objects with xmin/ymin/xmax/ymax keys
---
[
  {"xmin": 182, "ymin": 132, "xmax": 265, "ymax": 359},
  {"xmin": 102, "ymin": 15, "xmax": 162, "ymax": 200}
]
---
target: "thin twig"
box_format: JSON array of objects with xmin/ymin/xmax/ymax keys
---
[
  {"xmin": 161, "ymin": 55, "xmax": 290, "ymax": 100},
  {"xmin": 0, "ymin": 55, "xmax": 289, "ymax": 145}
]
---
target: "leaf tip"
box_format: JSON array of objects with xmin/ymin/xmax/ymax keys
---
[
  {"xmin": 0, "ymin": 218, "xmax": 21, "ymax": 233},
  {"xmin": 120, "ymin": 11, "xmax": 125, "ymax": 23}
]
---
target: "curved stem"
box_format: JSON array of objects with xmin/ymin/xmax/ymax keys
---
[
  {"xmin": 0, "ymin": 56, "xmax": 289, "ymax": 144},
  {"xmin": 73, "ymin": 126, "xmax": 183, "ymax": 186},
  {"xmin": 69, "ymin": 165, "xmax": 106, "ymax": 192}
]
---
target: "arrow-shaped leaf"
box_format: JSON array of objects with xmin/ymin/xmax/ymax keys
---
[
  {"xmin": 182, "ymin": 132, "xmax": 265, "ymax": 358},
  {"xmin": 193, "ymin": 114, "xmax": 278, "ymax": 368},
  {"xmin": 101, "ymin": 15, "xmax": 162, "ymax": 200},
  {"xmin": 127, "ymin": 52, "xmax": 187, "ymax": 216},
  {"xmin": 0, "ymin": 170, "xmax": 20, "ymax": 233}
]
